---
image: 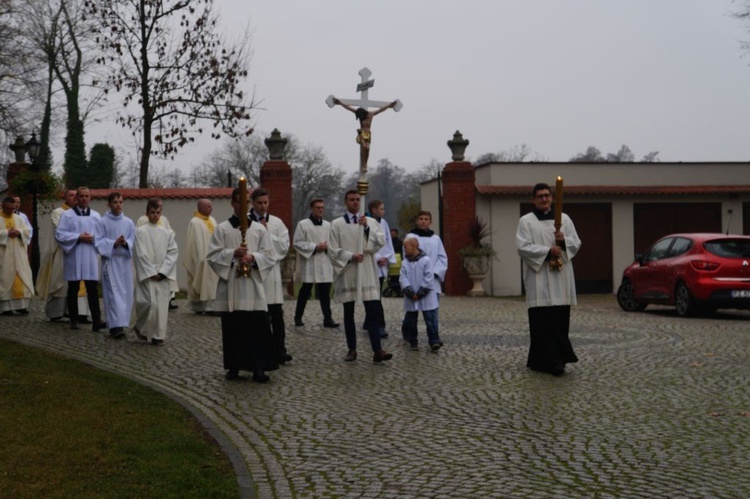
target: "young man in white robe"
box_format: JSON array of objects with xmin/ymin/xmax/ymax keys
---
[
  {"xmin": 94, "ymin": 192, "xmax": 135, "ymax": 340},
  {"xmin": 328, "ymin": 190, "xmax": 392, "ymax": 363},
  {"xmin": 133, "ymin": 199, "xmax": 179, "ymax": 345},
  {"xmin": 207, "ymin": 187, "xmax": 278, "ymax": 382},
  {"xmin": 55, "ymin": 186, "xmax": 106, "ymax": 331},
  {"xmin": 292, "ymin": 198, "xmax": 338, "ymax": 328},
  {"xmin": 184, "ymin": 198, "xmax": 219, "ymax": 314},
  {"xmin": 136, "ymin": 198, "xmax": 179, "ymax": 310},
  {"xmin": 516, "ymin": 182, "xmax": 581, "ymax": 376},
  {"xmin": 0, "ymin": 197, "xmax": 33, "ymax": 315},
  {"xmin": 36, "ymin": 188, "xmax": 91, "ymax": 321},
  {"xmin": 404, "ymin": 211, "xmax": 448, "ymax": 342},
  {"xmin": 250, "ymin": 188, "xmax": 293, "ymax": 364},
  {"xmin": 367, "ymin": 199, "xmax": 395, "ymax": 338}
]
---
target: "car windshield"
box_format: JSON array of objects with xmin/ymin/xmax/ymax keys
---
[{"xmin": 704, "ymin": 239, "xmax": 750, "ymax": 258}]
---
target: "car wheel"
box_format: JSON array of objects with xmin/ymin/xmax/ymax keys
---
[
  {"xmin": 617, "ymin": 280, "xmax": 647, "ymax": 312},
  {"xmin": 674, "ymin": 282, "xmax": 695, "ymax": 317}
]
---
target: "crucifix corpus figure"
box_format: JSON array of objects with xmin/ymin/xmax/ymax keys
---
[{"xmin": 327, "ymin": 67, "xmax": 402, "ymax": 176}]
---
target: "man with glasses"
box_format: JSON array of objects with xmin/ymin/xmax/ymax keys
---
[{"xmin": 516, "ymin": 182, "xmax": 581, "ymax": 376}]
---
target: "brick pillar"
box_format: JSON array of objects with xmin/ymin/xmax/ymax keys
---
[
  {"xmin": 441, "ymin": 131, "xmax": 475, "ymax": 296},
  {"xmin": 260, "ymin": 129, "xmax": 292, "ymax": 229}
]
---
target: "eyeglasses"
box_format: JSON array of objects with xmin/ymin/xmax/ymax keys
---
[{"xmin": 534, "ymin": 193, "xmax": 551, "ymax": 199}]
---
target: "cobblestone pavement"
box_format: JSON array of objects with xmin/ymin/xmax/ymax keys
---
[{"xmin": 2, "ymin": 295, "xmax": 750, "ymax": 498}]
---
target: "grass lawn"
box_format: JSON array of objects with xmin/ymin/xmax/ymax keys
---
[{"xmin": 0, "ymin": 339, "xmax": 239, "ymax": 498}]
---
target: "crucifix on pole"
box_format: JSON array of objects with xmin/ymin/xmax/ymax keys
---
[{"xmin": 326, "ymin": 67, "xmax": 402, "ymax": 215}]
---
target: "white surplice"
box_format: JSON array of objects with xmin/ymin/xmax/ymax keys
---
[
  {"xmin": 95, "ymin": 211, "xmax": 136, "ymax": 329},
  {"xmin": 373, "ymin": 217, "xmax": 396, "ymax": 279},
  {"xmin": 0, "ymin": 213, "xmax": 33, "ymax": 312},
  {"xmin": 328, "ymin": 216, "xmax": 385, "ymax": 303},
  {"xmin": 516, "ymin": 212, "xmax": 581, "ymax": 308},
  {"xmin": 293, "ymin": 218, "xmax": 334, "ymax": 283},
  {"xmin": 207, "ymin": 219, "xmax": 275, "ymax": 312},
  {"xmin": 136, "ymin": 215, "xmax": 179, "ymax": 294},
  {"xmin": 403, "ymin": 231, "xmax": 448, "ymax": 295},
  {"xmin": 260, "ymin": 214, "xmax": 289, "ymax": 305},
  {"xmin": 55, "ymin": 207, "xmax": 101, "ymax": 281},
  {"xmin": 184, "ymin": 214, "xmax": 219, "ymax": 311},
  {"xmin": 399, "ymin": 252, "xmax": 439, "ymax": 312},
  {"xmin": 133, "ymin": 223, "xmax": 179, "ymax": 340},
  {"xmin": 36, "ymin": 205, "xmax": 90, "ymax": 319}
]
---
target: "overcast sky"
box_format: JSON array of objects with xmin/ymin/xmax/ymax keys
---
[{"xmin": 86, "ymin": 0, "xmax": 750, "ymax": 176}]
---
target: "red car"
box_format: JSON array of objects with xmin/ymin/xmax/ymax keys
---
[{"xmin": 617, "ymin": 233, "xmax": 750, "ymax": 316}]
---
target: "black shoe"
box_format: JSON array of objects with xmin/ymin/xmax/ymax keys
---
[
  {"xmin": 16, "ymin": 309, "xmax": 29, "ymax": 315},
  {"xmin": 252, "ymin": 370, "xmax": 270, "ymax": 383},
  {"xmin": 380, "ymin": 331, "xmax": 389, "ymax": 339},
  {"xmin": 151, "ymin": 339, "xmax": 165, "ymax": 346},
  {"xmin": 294, "ymin": 319, "xmax": 304, "ymax": 327},
  {"xmin": 373, "ymin": 350, "xmax": 393, "ymax": 363},
  {"xmin": 1, "ymin": 311, "xmax": 13, "ymax": 316},
  {"xmin": 50, "ymin": 316, "xmax": 64, "ymax": 322},
  {"xmin": 78, "ymin": 316, "xmax": 91, "ymax": 324},
  {"xmin": 279, "ymin": 353, "xmax": 293, "ymax": 364},
  {"xmin": 323, "ymin": 320, "xmax": 339, "ymax": 328},
  {"xmin": 168, "ymin": 299, "xmax": 178, "ymax": 310},
  {"xmin": 92, "ymin": 321, "xmax": 107, "ymax": 332},
  {"xmin": 225, "ymin": 369, "xmax": 240, "ymax": 380},
  {"xmin": 134, "ymin": 328, "xmax": 148, "ymax": 341},
  {"xmin": 430, "ymin": 343, "xmax": 442, "ymax": 353},
  {"xmin": 69, "ymin": 322, "xmax": 80, "ymax": 330},
  {"xmin": 110, "ymin": 328, "xmax": 125, "ymax": 340}
]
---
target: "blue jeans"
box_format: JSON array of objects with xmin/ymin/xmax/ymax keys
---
[{"xmin": 402, "ymin": 309, "xmax": 440, "ymax": 346}]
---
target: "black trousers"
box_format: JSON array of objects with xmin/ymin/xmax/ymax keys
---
[
  {"xmin": 66, "ymin": 280, "xmax": 102, "ymax": 324},
  {"xmin": 343, "ymin": 300, "xmax": 383, "ymax": 353},
  {"xmin": 294, "ymin": 282, "xmax": 333, "ymax": 322}
]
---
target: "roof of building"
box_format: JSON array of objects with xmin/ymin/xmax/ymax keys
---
[{"xmin": 476, "ymin": 185, "xmax": 750, "ymax": 196}]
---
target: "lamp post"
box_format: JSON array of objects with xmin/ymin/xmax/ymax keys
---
[{"xmin": 25, "ymin": 133, "xmax": 42, "ymax": 282}]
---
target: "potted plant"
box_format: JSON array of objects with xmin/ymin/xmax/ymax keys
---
[{"xmin": 458, "ymin": 216, "xmax": 495, "ymax": 297}]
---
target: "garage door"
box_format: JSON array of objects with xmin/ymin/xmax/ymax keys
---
[{"xmin": 633, "ymin": 203, "xmax": 721, "ymax": 255}]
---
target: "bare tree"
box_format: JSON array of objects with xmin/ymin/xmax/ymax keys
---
[
  {"xmin": 190, "ymin": 132, "xmax": 345, "ymax": 225},
  {"xmin": 84, "ymin": 0, "xmax": 256, "ymax": 188},
  {"xmin": 570, "ymin": 144, "xmax": 659, "ymax": 163}
]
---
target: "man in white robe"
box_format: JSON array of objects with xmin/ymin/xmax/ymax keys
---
[
  {"xmin": 55, "ymin": 186, "xmax": 106, "ymax": 331},
  {"xmin": 133, "ymin": 199, "xmax": 179, "ymax": 345},
  {"xmin": 516, "ymin": 182, "xmax": 581, "ymax": 376},
  {"xmin": 367, "ymin": 199, "xmax": 395, "ymax": 338},
  {"xmin": 0, "ymin": 197, "xmax": 33, "ymax": 314},
  {"xmin": 36, "ymin": 188, "xmax": 91, "ymax": 321},
  {"xmin": 250, "ymin": 188, "xmax": 293, "ymax": 364},
  {"xmin": 329, "ymin": 190, "xmax": 391, "ymax": 363},
  {"xmin": 94, "ymin": 192, "xmax": 135, "ymax": 339},
  {"xmin": 12, "ymin": 195, "xmax": 32, "ymax": 241},
  {"xmin": 137, "ymin": 198, "xmax": 179, "ymax": 310},
  {"xmin": 184, "ymin": 198, "xmax": 218, "ymax": 314},
  {"xmin": 293, "ymin": 198, "xmax": 338, "ymax": 328},
  {"xmin": 207, "ymin": 187, "xmax": 278, "ymax": 382}
]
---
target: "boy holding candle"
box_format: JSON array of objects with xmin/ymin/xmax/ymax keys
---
[{"xmin": 516, "ymin": 181, "xmax": 581, "ymax": 376}]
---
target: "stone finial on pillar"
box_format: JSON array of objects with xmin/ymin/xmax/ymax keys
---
[
  {"xmin": 264, "ymin": 129, "xmax": 288, "ymax": 160},
  {"xmin": 447, "ymin": 130, "xmax": 470, "ymax": 161},
  {"xmin": 9, "ymin": 136, "xmax": 27, "ymax": 164}
]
